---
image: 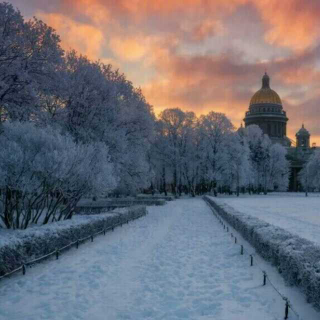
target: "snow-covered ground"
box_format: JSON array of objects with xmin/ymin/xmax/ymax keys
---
[
  {"xmin": 0, "ymin": 198, "xmax": 318, "ymax": 320},
  {"xmin": 214, "ymin": 193, "xmax": 320, "ymax": 244}
]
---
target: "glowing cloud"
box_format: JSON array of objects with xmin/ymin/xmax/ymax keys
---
[
  {"xmin": 110, "ymin": 37, "xmax": 148, "ymax": 61},
  {"xmin": 254, "ymin": 0, "xmax": 320, "ymax": 51},
  {"xmin": 37, "ymin": 12, "xmax": 105, "ymax": 60},
  {"xmin": 9, "ymin": 0, "xmax": 320, "ymax": 144}
]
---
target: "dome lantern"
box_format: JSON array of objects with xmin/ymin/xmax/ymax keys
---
[{"xmin": 262, "ymin": 72, "xmax": 270, "ymax": 89}]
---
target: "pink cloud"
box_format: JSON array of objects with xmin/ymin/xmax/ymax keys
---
[{"xmin": 8, "ymin": 0, "xmax": 320, "ymax": 144}]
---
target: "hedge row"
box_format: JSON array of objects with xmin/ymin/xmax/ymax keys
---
[
  {"xmin": 204, "ymin": 196, "xmax": 320, "ymax": 310},
  {"xmin": 136, "ymin": 195, "xmax": 174, "ymax": 201},
  {"xmin": 0, "ymin": 206, "xmax": 146, "ymax": 276},
  {"xmin": 76, "ymin": 199, "xmax": 165, "ymax": 213}
]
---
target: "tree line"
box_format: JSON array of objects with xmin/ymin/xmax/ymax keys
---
[{"xmin": 150, "ymin": 109, "xmax": 289, "ymax": 197}]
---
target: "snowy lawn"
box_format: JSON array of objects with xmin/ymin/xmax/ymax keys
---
[
  {"xmin": 0, "ymin": 198, "xmax": 318, "ymax": 320},
  {"xmin": 213, "ymin": 193, "xmax": 320, "ymax": 244}
]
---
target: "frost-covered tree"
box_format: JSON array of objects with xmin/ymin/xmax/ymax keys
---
[
  {"xmin": 0, "ymin": 122, "xmax": 116, "ymax": 229},
  {"xmin": 299, "ymin": 150, "xmax": 320, "ymax": 192},
  {"xmin": 198, "ymin": 112, "xmax": 234, "ymax": 190},
  {"xmin": 181, "ymin": 120, "xmax": 202, "ymax": 197},
  {"xmin": 0, "ymin": 3, "xmax": 64, "ymax": 122},
  {"xmin": 151, "ymin": 113, "xmax": 289, "ymax": 196},
  {"xmin": 244, "ymin": 125, "xmax": 271, "ymax": 193},
  {"xmin": 220, "ymin": 132, "xmax": 251, "ymax": 196},
  {"xmin": 267, "ymin": 143, "xmax": 289, "ymax": 191},
  {"xmin": 244, "ymin": 125, "xmax": 289, "ymax": 193},
  {"xmin": 154, "ymin": 109, "xmax": 198, "ymax": 196},
  {"xmin": 54, "ymin": 52, "xmax": 155, "ymax": 195}
]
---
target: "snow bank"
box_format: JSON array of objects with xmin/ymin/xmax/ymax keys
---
[
  {"xmin": 0, "ymin": 206, "xmax": 146, "ymax": 277},
  {"xmin": 204, "ymin": 196, "xmax": 320, "ymax": 309}
]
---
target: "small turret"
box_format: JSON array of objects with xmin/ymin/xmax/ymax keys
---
[
  {"xmin": 237, "ymin": 122, "xmax": 245, "ymax": 136},
  {"xmin": 296, "ymin": 124, "xmax": 310, "ymax": 148}
]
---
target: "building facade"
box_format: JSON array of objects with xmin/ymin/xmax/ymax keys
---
[{"xmin": 243, "ymin": 73, "xmax": 316, "ymax": 191}]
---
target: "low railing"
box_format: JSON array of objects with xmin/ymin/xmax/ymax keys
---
[{"xmin": 0, "ymin": 211, "xmax": 147, "ymax": 281}]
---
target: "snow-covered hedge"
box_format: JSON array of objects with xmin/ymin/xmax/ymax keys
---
[
  {"xmin": 136, "ymin": 195, "xmax": 174, "ymax": 201},
  {"xmin": 76, "ymin": 199, "xmax": 165, "ymax": 214},
  {"xmin": 0, "ymin": 206, "xmax": 146, "ymax": 276},
  {"xmin": 204, "ymin": 196, "xmax": 320, "ymax": 309}
]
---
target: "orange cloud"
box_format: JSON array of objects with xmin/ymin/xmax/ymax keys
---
[
  {"xmin": 37, "ymin": 12, "xmax": 105, "ymax": 60},
  {"xmin": 58, "ymin": 0, "xmax": 320, "ymax": 50},
  {"xmin": 28, "ymin": 0, "xmax": 320, "ymax": 52},
  {"xmin": 21, "ymin": 0, "xmax": 320, "ymax": 145},
  {"xmin": 110, "ymin": 37, "xmax": 148, "ymax": 61},
  {"xmin": 191, "ymin": 20, "xmax": 224, "ymax": 42},
  {"xmin": 120, "ymin": 0, "xmax": 245, "ymax": 17},
  {"xmin": 62, "ymin": 0, "xmax": 111, "ymax": 24},
  {"xmin": 252, "ymin": 0, "xmax": 320, "ymax": 51}
]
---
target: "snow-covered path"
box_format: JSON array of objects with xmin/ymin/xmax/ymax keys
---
[{"xmin": 0, "ymin": 199, "xmax": 318, "ymax": 320}]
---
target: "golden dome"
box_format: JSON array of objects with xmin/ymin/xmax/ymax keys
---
[
  {"xmin": 250, "ymin": 73, "xmax": 282, "ymax": 106},
  {"xmin": 250, "ymin": 88, "xmax": 282, "ymax": 105}
]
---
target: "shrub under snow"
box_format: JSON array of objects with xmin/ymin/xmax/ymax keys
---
[
  {"xmin": 0, "ymin": 122, "xmax": 116, "ymax": 229},
  {"xmin": 0, "ymin": 206, "xmax": 146, "ymax": 276},
  {"xmin": 204, "ymin": 196, "xmax": 320, "ymax": 309}
]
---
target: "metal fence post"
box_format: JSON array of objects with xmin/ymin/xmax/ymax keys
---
[
  {"xmin": 284, "ymin": 300, "xmax": 289, "ymax": 319},
  {"xmin": 263, "ymin": 271, "xmax": 267, "ymax": 286}
]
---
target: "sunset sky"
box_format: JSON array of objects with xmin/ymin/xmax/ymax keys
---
[{"xmin": 9, "ymin": 0, "xmax": 320, "ymax": 144}]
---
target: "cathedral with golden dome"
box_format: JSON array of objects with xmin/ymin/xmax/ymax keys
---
[
  {"xmin": 244, "ymin": 72, "xmax": 291, "ymax": 147},
  {"xmin": 243, "ymin": 72, "xmax": 317, "ymax": 191}
]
